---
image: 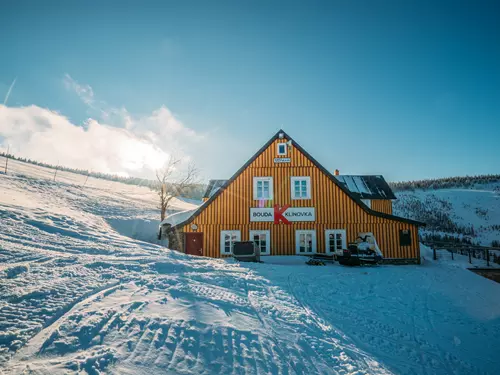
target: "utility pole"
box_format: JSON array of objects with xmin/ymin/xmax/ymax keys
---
[{"xmin": 4, "ymin": 145, "xmax": 9, "ymax": 174}]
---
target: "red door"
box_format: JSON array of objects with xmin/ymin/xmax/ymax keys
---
[{"xmin": 185, "ymin": 233, "xmax": 203, "ymax": 256}]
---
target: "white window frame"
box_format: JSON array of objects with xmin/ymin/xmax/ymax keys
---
[
  {"xmin": 325, "ymin": 229, "xmax": 347, "ymax": 255},
  {"xmin": 249, "ymin": 230, "xmax": 270, "ymax": 255},
  {"xmin": 253, "ymin": 177, "xmax": 273, "ymax": 200},
  {"xmin": 220, "ymin": 230, "xmax": 241, "ymax": 255},
  {"xmin": 277, "ymin": 142, "xmax": 287, "ymax": 156},
  {"xmin": 361, "ymin": 199, "xmax": 371, "ymax": 208},
  {"xmin": 291, "ymin": 176, "xmax": 311, "ymax": 200},
  {"xmin": 295, "ymin": 230, "xmax": 317, "ymax": 254}
]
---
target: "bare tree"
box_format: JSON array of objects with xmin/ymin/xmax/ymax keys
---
[{"xmin": 155, "ymin": 156, "xmax": 198, "ymax": 221}]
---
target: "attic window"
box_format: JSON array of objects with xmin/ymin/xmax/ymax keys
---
[{"xmin": 277, "ymin": 143, "xmax": 287, "ymax": 156}]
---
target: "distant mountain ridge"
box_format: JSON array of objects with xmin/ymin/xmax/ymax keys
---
[{"xmin": 390, "ymin": 174, "xmax": 500, "ymax": 192}]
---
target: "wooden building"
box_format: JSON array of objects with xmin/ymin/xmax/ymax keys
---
[{"xmin": 161, "ymin": 130, "xmax": 424, "ymax": 263}]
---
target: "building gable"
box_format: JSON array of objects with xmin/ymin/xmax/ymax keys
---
[{"xmin": 173, "ymin": 130, "xmax": 424, "ymax": 229}]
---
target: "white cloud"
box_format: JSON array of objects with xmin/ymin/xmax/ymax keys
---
[
  {"xmin": 0, "ymin": 104, "xmax": 169, "ymax": 177},
  {"xmin": 0, "ymin": 75, "xmax": 204, "ymax": 178}
]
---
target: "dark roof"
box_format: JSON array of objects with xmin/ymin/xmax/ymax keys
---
[
  {"xmin": 202, "ymin": 179, "xmax": 228, "ymax": 199},
  {"xmin": 334, "ymin": 175, "xmax": 397, "ymax": 200},
  {"xmin": 168, "ymin": 130, "xmax": 425, "ymax": 229}
]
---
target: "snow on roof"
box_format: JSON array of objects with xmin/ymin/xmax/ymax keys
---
[
  {"xmin": 334, "ymin": 175, "xmax": 396, "ymax": 200},
  {"xmin": 203, "ymin": 180, "xmax": 228, "ymax": 199},
  {"xmin": 160, "ymin": 208, "xmax": 199, "ymax": 227}
]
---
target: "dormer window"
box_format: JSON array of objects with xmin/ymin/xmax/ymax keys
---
[{"xmin": 277, "ymin": 143, "xmax": 287, "ymax": 156}]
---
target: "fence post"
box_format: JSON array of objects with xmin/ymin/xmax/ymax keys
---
[
  {"xmin": 433, "ymin": 246, "xmax": 437, "ymax": 260},
  {"xmin": 83, "ymin": 173, "xmax": 89, "ymax": 188},
  {"xmin": 53, "ymin": 161, "xmax": 59, "ymax": 182},
  {"xmin": 451, "ymin": 249, "xmax": 454, "ymax": 260},
  {"xmin": 469, "ymin": 249, "xmax": 472, "ymax": 264},
  {"xmin": 486, "ymin": 250, "xmax": 490, "ymax": 267},
  {"xmin": 4, "ymin": 145, "xmax": 9, "ymax": 174}
]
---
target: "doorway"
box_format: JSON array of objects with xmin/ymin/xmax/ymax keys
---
[
  {"xmin": 185, "ymin": 232, "xmax": 203, "ymax": 256},
  {"xmin": 295, "ymin": 230, "xmax": 317, "ymax": 254}
]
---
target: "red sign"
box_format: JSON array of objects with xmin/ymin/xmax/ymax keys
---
[{"xmin": 274, "ymin": 204, "xmax": 291, "ymax": 224}]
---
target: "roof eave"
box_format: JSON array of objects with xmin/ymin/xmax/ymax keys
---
[{"xmin": 170, "ymin": 129, "xmax": 426, "ymax": 229}]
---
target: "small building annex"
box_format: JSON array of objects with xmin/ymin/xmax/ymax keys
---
[{"xmin": 160, "ymin": 130, "xmax": 424, "ymax": 263}]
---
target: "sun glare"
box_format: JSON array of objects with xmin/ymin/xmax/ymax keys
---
[{"xmin": 119, "ymin": 138, "xmax": 168, "ymax": 172}]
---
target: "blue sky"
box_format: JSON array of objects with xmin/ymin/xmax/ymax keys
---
[{"xmin": 1, "ymin": 0, "xmax": 499, "ymax": 181}]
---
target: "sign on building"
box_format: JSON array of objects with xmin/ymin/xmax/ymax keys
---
[{"xmin": 250, "ymin": 205, "xmax": 315, "ymax": 224}]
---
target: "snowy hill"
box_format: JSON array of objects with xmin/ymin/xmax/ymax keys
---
[
  {"xmin": 393, "ymin": 180, "xmax": 500, "ymax": 246},
  {"xmin": 0, "ymin": 156, "xmax": 198, "ymax": 245},
  {"xmin": 0, "ymin": 164, "xmax": 499, "ymax": 374}
]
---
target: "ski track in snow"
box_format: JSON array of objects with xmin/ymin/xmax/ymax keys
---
[{"xmin": 0, "ymin": 163, "xmax": 499, "ymax": 374}]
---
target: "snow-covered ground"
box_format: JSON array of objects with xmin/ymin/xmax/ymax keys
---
[
  {"xmin": 0, "ymin": 163, "xmax": 499, "ymax": 374},
  {"xmin": 0, "ymin": 156, "xmax": 197, "ymax": 245}
]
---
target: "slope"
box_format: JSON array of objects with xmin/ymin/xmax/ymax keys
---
[
  {"xmin": 0, "ymin": 167, "xmax": 498, "ymax": 374},
  {"xmin": 394, "ymin": 181, "xmax": 500, "ymax": 246}
]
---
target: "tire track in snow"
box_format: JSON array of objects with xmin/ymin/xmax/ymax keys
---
[
  {"xmin": 293, "ymin": 271, "xmax": 436, "ymax": 374},
  {"xmin": 410, "ymin": 291, "xmax": 430, "ymax": 375},
  {"xmin": 242, "ymin": 270, "xmax": 320, "ymax": 374},
  {"xmin": 290, "ymin": 272, "xmax": 488, "ymax": 375},
  {"xmin": 5, "ymin": 281, "xmax": 121, "ymax": 370},
  {"xmin": 0, "ymin": 258, "xmax": 51, "ymax": 272},
  {"xmin": 286, "ymin": 273, "xmax": 390, "ymax": 375},
  {"xmin": 243, "ymin": 268, "xmax": 341, "ymax": 374}
]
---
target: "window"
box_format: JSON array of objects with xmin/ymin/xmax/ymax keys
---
[
  {"xmin": 220, "ymin": 230, "xmax": 241, "ymax": 255},
  {"xmin": 295, "ymin": 230, "xmax": 316, "ymax": 254},
  {"xmin": 253, "ymin": 177, "xmax": 273, "ymax": 200},
  {"xmin": 361, "ymin": 199, "xmax": 371, "ymax": 208},
  {"xmin": 325, "ymin": 229, "xmax": 346, "ymax": 254},
  {"xmin": 277, "ymin": 143, "xmax": 287, "ymax": 156},
  {"xmin": 291, "ymin": 176, "xmax": 311, "ymax": 199},
  {"xmin": 250, "ymin": 230, "xmax": 270, "ymax": 255},
  {"xmin": 400, "ymin": 229, "xmax": 411, "ymax": 246}
]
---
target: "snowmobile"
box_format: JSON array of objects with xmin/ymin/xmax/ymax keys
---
[{"xmin": 336, "ymin": 233, "xmax": 383, "ymax": 266}]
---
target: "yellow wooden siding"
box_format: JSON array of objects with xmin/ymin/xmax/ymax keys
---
[
  {"xmin": 183, "ymin": 137, "xmax": 419, "ymax": 260},
  {"xmin": 371, "ymin": 199, "xmax": 393, "ymax": 215}
]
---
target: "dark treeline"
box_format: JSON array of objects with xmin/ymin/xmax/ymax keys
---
[
  {"xmin": 0, "ymin": 152, "xmax": 206, "ymax": 199},
  {"xmin": 421, "ymin": 233, "xmax": 474, "ymax": 245},
  {"xmin": 390, "ymin": 174, "xmax": 500, "ymax": 192}
]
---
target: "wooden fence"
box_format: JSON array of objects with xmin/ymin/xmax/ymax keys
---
[{"xmin": 423, "ymin": 241, "xmax": 500, "ymax": 267}]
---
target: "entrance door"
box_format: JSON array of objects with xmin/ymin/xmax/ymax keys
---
[
  {"xmin": 185, "ymin": 233, "xmax": 203, "ymax": 256},
  {"xmin": 295, "ymin": 230, "xmax": 317, "ymax": 254},
  {"xmin": 249, "ymin": 230, "xmax": 271, "ymax": 255}
]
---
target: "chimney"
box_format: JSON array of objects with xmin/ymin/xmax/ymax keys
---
[{"xmin": 334, "ymin": 169, "xmax": 340, "ymax": 176}]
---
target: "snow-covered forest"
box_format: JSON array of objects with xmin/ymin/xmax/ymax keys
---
[{"xmin": 392, "ymin": 176, "xmax": 500, "ymax": 247}]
